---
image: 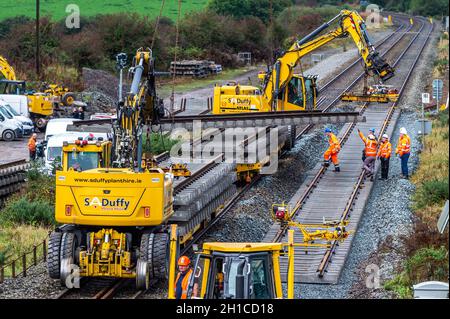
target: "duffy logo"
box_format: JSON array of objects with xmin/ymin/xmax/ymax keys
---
[{"xmin": 84, "ymin": 197, "xmax": 130, "ymax": 210}]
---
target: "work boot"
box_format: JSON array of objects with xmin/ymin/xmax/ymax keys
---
[{"xmin": 334, "ymin": 166, "xmax": 340, "ymax": 172}]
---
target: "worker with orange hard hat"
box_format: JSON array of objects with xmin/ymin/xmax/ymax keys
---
[{"xmin": 174, "ymin": 256, "xmax": 196, "ymax": 299}]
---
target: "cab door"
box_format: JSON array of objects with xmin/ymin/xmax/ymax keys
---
[
  {"xmin": 304, "ymin": 76, "xmax": 318, "ymax": 110},
  {"xmin": 283, "ymin": 76, "xmax": 305, "ymax": 111}
]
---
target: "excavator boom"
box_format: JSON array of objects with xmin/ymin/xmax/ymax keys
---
[{"xmin": 263, "ymin": 9, "xmax": 394, "ymax": 108}]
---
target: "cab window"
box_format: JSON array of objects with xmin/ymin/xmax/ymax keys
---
[
  {"xmin": 287, "ymin": 77, "xmax": 304, "ymax": 107},
  {"xmin": 250, "ymin": 257, "xmax": 271, "ymax": 299},
  {"xmin": 67, "ymin": 152, "xmax": 99, "ymax": 171}
]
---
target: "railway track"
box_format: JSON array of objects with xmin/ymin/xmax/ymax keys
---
[
  {"xmin": 294, "ymin": 14, "xmax": 413, "ymax": 139},
  {"xmin": 53, "ymin": 14, "xmax": 425, "ymax": 299},
  {"xmin": 263, "ymin": 16, "xmax": 433, "ymax": 284}
]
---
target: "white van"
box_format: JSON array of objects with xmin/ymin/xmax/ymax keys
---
[
  {"xmin": 0, "ymin": 101, "xmax": 33, "ymax": 135},
  {"xmin": 0, "ymin": 111, "xmax": 23, "ymax": 141},
  {"xmin": 0, "ymin": 86, "xmax": 29, "ymax": 117},
  {"xmin": 44, "ymin": 132, "xmax": 109, "ymax": 173},
  {"xmin": 44, "ymin": 118, "xmax": 80, "ymax": 141}
]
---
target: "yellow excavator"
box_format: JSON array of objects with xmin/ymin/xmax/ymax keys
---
[
  {"xmin": 174, "ymin": 203, "xmax": 349, "ymax": 299},
  {"xmin": 0, "ymin": 55, "xmax": 76, "ymax": 130},
  {"xmin": 212, "ymin": 9, "xmax": 395, "ymax": 115},
  {"xmin": 47, "ymin": 48, "xmax": 176, "ymax": 289}
]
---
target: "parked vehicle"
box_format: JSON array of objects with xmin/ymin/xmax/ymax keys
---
[
  {"xmin": 0, "ymin": 101, "xmax": 33, "ymax": 135},
  {"xmin": 0, "ymin": 111, "xmax": 22, "ymax": 141},
  {"xmin": 44, "ymin": 118, "xmax": 80, "ymax": 141},
  {"xmin": 43, "ymin": 132, "xmax": 110, "ymax": 173}
]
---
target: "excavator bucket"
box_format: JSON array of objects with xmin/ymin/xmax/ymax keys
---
[{"xmin": 368, "ymin": 52, "xmax": 395, "ymax": 82}]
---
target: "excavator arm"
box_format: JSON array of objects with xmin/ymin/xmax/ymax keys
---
[
  {"xmin": 263, "ymin": 9, "xmax": 394, "ymax": 109},
  {"xmin": 0, "ymin": 55, "xmax": 16, "ymax": 80},
  {"xmin": 112, "ymin": 48, "xmax": 164, "ymax": 169}
]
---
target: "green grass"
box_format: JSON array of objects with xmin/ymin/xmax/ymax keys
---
[
  {"xmin": 0, "ymin": 0, "xmax": 208, "ymax": 22},
  {"xmin": 157, "ymin": 66, "xmax": 258, "ymax": 98}
]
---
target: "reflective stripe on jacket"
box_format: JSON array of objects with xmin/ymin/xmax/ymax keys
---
[
  {"xmin": 358, "ymin": 131, "xmax": 377, "ymax": 157},
  {"xmin": 174, "ymin": 268, "xmax": 193, "ymax": 299},
  {"xmin": 377, "ymin": 141, "xmax": 392, "ymax": 158},
  {"xmin": 395, "ymin": 135, "xmax": 411, "ymax": 156},
  {"xmin": 328, "ymin": 133, "xmax": 341, "ymax": 153}
]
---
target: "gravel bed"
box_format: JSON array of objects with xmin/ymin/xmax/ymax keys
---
[
  {"xmin": 0, "ymin": 262, "xmax": 66, "ymax": 299},
  {"xmin": 290, "ymin": 22, "xmax": 439, "ymax": 299}
]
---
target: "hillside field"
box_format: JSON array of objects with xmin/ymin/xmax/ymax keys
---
[{"xmin": 0, "ymin": 0, "xmax": 208, "ymax": 21}]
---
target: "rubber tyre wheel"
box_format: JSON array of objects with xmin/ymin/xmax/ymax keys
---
[
  {"xmin": 62, "ymin": 93, "xmax": 76, "ymax": 106},
  {"xmin": 47, "ymin": 231, "xmax": 63, "ymax": 279},
  {"xmin": 60, "ymin": 232, "xmax": 78, "ymax": 262},
  {"xmin": 139, "ymin": 233, "xmax": 150, "ymax": 261},
  {"xmin": 2, "ymin": 130, "xmax": 15, "ymax": 142},
  {"xmin": 151, "ymin": 232, "xmax": 169, "ymax": 280},
  {"xmin": 35, "ymin": 118, "xmax": 47, "ymax": 131}
]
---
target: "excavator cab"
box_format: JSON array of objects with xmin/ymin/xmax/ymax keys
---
[
  {"xmin": 187, "ymin": 242, "xmax": 284, "ymax": 299},
  {"xmin": 282, "ymin": 75, "xmax": 318, "ymax": 111}
]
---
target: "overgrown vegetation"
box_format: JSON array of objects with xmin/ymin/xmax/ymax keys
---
[
  {"xmin": 0, "ymin": 1, "xmax": 362, "ymax": 89},
  {"xmin": 143, "ymin": 133, "xmax": 180, "ymax": 155},
  {"xmin": 370, "ymin": 0, "xmax": 449, "ymax": 16},
  {"xmin": 386, "ymin": 110, "xmax": 449, "ymax": 298},
  {"xmin": 385, "ymin": 246, "xmax": 449, "ymax": 297},
  {"xmin": 0, "ymin": 164, "xmax": 55, "ymax": 227},
  {"xmin": 0, "ymin": 164, "xmax": 55, "ymax": 268}
]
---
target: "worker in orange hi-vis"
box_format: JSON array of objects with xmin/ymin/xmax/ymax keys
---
[
  {"xmin": 323, "ymin": 127, "xmax": 341, "ymax": 172},
  {"xmin": 377, "ymin": 134, "xmax": 392, "ymax": 180},
  {"xmin": 395, "ymin": 127, "xmax": 411, "ymax": 179},
  {"xmin": 27, "ymin": 133, "xmax": 37, "ymax": 161},
  {"xmin": 358, "ymin": 128, "xmax": 378, "ymax": 181}
]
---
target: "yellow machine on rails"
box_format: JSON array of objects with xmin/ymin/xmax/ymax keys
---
[
  {"xmin": 212, "ymin": 9, "xmax": 394, "ymax": 115},
  {"xmin": 0, "ymin": 55, "xmax": 76, "ymax": 130},
  {"xmin": 172, "ymin": 203, "xmax": 349, "ymax": 299},
  {"xmin": 229, "ymin": 9, "xmax": 395, "ymax": 182},
  {"xmin": 48, "ymin": 48, "xmax": 178, "ymax": 289}
]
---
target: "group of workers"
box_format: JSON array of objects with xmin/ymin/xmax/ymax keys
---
[{"xmin": 323, "ymin": 126, "xmax": 411, "ymax": 180}]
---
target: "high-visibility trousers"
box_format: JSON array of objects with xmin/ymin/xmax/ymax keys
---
[{"xmin": 324, "ymin": 148, "xmax": 339, "ymax": 165}]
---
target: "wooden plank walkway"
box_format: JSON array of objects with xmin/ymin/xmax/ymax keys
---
[{"xmin": 263, "ymin": 105, "xmax": 400, "ymax": 283}]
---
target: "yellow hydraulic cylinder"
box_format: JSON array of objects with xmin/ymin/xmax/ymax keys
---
[
  {"xmin": 287, "ymin": 229, "xmax": 295, "ymax": 299},
  {"xmin": 410, "ymin": 18, "xmax": 414, "ymax": 25},
  {"xmin": 167, "ymin": 224, "xmax": 178, "ymax": 299}
]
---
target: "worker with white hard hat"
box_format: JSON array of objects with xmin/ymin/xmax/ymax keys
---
[
  {"xmin": 395, "ymin": 127, "xmax": 411, "ymax": 179},
  {"xmin": 377, "ymin": 133, "xmax": 392, "ymax": 180},
  {"xmin": 358, "ymin": 128, "xmax": 378, "ymax": 181}
]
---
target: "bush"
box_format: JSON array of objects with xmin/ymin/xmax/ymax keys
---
[
  {"xmin": 384, "ymin": 273, "xmax": 412, "ymax": 298},
  {"xmin": 406, "ymin": 246, "xmax": 449, "ymax": 282},
  {"xmin": 0, "ymin": 197, "xmax": 55, "ymax": 226},
  {"xmin": 143, "ymin": 133, "xmax": 180, "ymax": 155},
  {"xmin": 384, "ymin": 246, "xmax": 449, "ymax": 298},
  {"xmin": 413, "ymin": 179, "xmax": 449, "ymax": 210}
]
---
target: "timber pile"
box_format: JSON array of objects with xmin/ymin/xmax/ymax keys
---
[{"xmin": 169, "ymin": 60, "xmax": 222, "ymax": 78}]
